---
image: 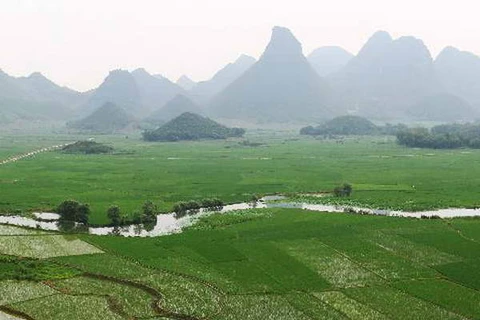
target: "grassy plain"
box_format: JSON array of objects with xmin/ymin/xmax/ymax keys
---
[{"xmin": 1, "ymin": 133, "xmax": 480, "ymax": 224}]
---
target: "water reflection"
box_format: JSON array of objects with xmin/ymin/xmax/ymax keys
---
[{"xmin": 56, "ymin": 220, "xmax": 88, "ymax": 233}]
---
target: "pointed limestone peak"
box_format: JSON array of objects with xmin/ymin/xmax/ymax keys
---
[
  {"xmin": 28, "ymin": 72, "xmax": 47, "ymax": 79},
  {"xmin": 436, "ymin": 46, "xmax": 463, "ymax": 61},
  {"xmin": 131, "ymin": 68, "xmax": 151, "ymax": 77},
  {"xmin": 369, "ymin": 30, "xmax": 393, "ymax": 43},
  {"xmin": 176, "ymin": 75, "xmax": 196, "ymax": 90},
  {"xmin": 261, "ymin": 26, "xmax": 303, "ymax": 60},
  {"xmin": 389, "ymin": 36, "xmax": 433, "ymax": 64},
  {"xmin": 235, "ymin": 54, "xmax": 256, "ymax": 66},
  {"xmin": 357, "ymin": 30, "xmax": 393, "ymax": 58},
  {"xmin": 435, "ymin": 45, "xmax": 480, "ymax": 67},
  {"xmin": 104, "ymin": 69, "xmax": 133, "ymax": 83}
]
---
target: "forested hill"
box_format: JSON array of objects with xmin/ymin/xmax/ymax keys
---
[{"xmin": 143, "ymin": 112, "xmax": 245, "ymax": 142}]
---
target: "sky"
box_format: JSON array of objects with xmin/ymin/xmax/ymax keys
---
[{"xmin": 0, "ymin": 0, "xmax": 479, "ymax": 91}]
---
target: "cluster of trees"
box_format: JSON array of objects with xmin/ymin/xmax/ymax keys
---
[
  {"xmin": 57, "ymin": 200, "xmax": 90, "ymax": 224},
  {"xmin": 173, "ymin": 198, "xmax": 224, "ymax": 218},
  {"xmin": 397, "ymin": 123, "xmax": 480, "ymax": 149},
  {"xmin": 300, "ymin": 115, "xmax": 408, "ymax": 137},
  {"xmin": 62, "ymin": 141, "xmax": 114, "ymax": 154},
  {"xmin": 333, "ymin": 183, "xmax": 353, "ymax": 197},
  {"xmin": 58, "ymin": 197, "xmax": 227, "ymax": 229},
  {"xmin": 107, "ymin": 200, "xmax": 159, "ymax": 226},
  {"xmin": 143, "ymin": 112, "xmax": 245, "ymax": 142}
]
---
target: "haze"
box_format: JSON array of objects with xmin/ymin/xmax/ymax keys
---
[{"xmin": 0, "ymin": 0, "xmax": 479, "ymax": 91}]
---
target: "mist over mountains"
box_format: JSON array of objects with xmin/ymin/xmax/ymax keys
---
[{"xmin": 1, "ymin": 26, "xmax": 480, "ymax": 128}]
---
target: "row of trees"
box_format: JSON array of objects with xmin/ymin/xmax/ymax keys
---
[
  {"xmin": 173, "ymin": 198, "xmax": 224, "ymax": 218},
  {"xmin": 396, "ymin": 123, "xmax": 480, "ymax": 149},
  {"xmin": 56, "ymin": 197, "xmax": 226, "ymax": 228},
  {"xmin": 107, "ymin": 201, "xmax": 158, "ymax": 226},
  {"xmin": 56, "ymin": 200, "xmax": 159, "ymax": 227}
]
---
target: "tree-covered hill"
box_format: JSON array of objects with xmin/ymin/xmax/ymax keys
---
[
  {"xmin": 143, "ymin": 112, "xmax": 245, "ymax": 142},
  {"xmin": 300, "ymin": 115, "xmax": 379, "ymax": 136}
]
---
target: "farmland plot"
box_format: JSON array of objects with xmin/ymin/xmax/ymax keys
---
[{"xmin": 0, "ymin": 235, "xmax": 102, "ymax": 258}]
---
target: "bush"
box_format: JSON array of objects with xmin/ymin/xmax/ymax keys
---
[
  {"xmin": 201, "ymin": 198, "xmax": 224, "ymax": 211},
  {"xmin": 333, "ymin": 183, "xmax": 353, "ymax": 197}
]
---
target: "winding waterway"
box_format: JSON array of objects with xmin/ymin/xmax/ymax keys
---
[{"xmin": 1, "ymin": 196, "xmax": 479, "ymax": 237}]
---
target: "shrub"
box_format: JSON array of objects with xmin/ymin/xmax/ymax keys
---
[{"xmin": 333, "ymin": 183, "xmax": 353, "ymax": 197}]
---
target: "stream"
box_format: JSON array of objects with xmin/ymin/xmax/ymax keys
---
[{"xmin": 1, "ymin": 196, "xmax": 479, "ymax": 237}]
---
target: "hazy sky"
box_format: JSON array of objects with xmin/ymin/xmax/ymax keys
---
[{"xmin": 0, "ymin": 0, "xmax": 479, "ymax": 91}]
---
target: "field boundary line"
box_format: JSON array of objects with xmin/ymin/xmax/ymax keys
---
[
  {"xmin": 0, "ymin": 142, "xmax": 75, "ymax": 166},
  {"xmin": 0, "ymin": 305, "xmax": 36, "ymax": 320},
  {"xmin": 443, "ymin": 220, "xmax": 480, "ymax": 245}
]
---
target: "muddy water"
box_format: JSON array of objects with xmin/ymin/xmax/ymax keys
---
[{"xmin": 1, "ymin": 197, "xmax": 480, "ymax": 237}]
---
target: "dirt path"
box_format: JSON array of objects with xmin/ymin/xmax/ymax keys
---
[{"xmin": 0, "ymin": 143, "xmax": 74, "ymax": 166}]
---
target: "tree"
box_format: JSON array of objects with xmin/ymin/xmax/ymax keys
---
[
  {"xmin": 107, "ymin": 205, "xmax": 122, "ymax": 226},
  {"xmin": 57, "ymin": 200, "xmax": 90, "ymax": 224},
  {"xmin": 343, "ymin": 183, "xmax": 353, "ymax": 197},
  {"xmin": 141, "ymin": 201, "xmax": 158, "ymax": 223}
]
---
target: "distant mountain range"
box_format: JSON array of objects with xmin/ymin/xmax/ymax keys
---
[
  {"xmin": 2, "ymin": 26, "xmax": 480, "ymax": 126},
  {"xmin": 188, "ymin": 54, "xmax": 256, "ymax": 105},
  {"xmin": 0, "ymin": 70, "xmax": 88, "ymax": 124},
  {"xmin": 208, "ymin": 27, "xmax": 331, "ymax": 122}
]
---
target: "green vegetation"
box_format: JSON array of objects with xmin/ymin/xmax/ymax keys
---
[
  {"xmin": 1, "ymin": 206, "xmax": 480, "ymax": 318},
  {"xmin": 11, "ymin": 295, "xmax": 123, "ymax": 320},
  {"xmin": 1, "ymin": 132, "xmax": 480, "ymax": 318},
  {"xmin": 57, "ymin": 200, "xmax": 90, "ymax": 224},
  {"xmin": 143, "ymin": 112, "xmax": 245, "ymax": 141},
  {"xmin": 397, "ymin": 122, "xmax": 480, "ymax": 149},
  {"xmin": 2, "ymin": 134, "xmax": 480, "ymax": 224},
  {"xmin": 0, "ymin": 255, "xmax": 79, "ymax": 281},
  {"xmin": 0, "ymin": 235, "xmax": 103, "ymax": 258},
  {"xmin": 106, "ymin": 205, "xmax": 123, "ymax": 226},
  {"xmin": 0, "ymin": 281, "xmax": 56, "ymax": 306},
  {"xmin": 57, "ymin": 209, "xmax": 480, "ymax": 318},
  {"xmin": 173, "ymin": 198, "xmax": 224, "ymax": 218},
  {"xmin": 300, "ymin": 116, "xmax": 409, "ymax": 137},
  {"xmin": 51, "ymin": 276, "xmax": 157, "ymax": 318},
  {"xmin": 301, "ymin": 115, "xmax": 379, "ymax": 136},
  {"xmin": 62, "ymin": 140, "xmax": 114, "ymax": 154},
  {"xmin": 333, "ymin": 183, "xmax": 353, "ymax": 197}
]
